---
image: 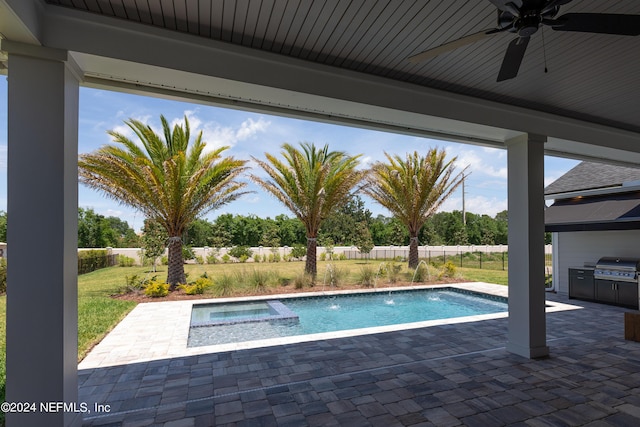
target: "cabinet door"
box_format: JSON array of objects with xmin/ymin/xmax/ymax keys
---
[
  {"xmin": 617, "ymin": 282, "xmax": 639, "ymax": 309},
  {"xmin": 569, "ymin": 275, "xmax": 595, "ymax": 300},
  {"xmin": 595, "ymin": 280, "xmax": 617, "ymax": 304}
]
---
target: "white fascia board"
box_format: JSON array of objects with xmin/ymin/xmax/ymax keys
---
[
  {"xmin": 76, "ymin": 52, "xmax": 517, "ymax": 147},
  {"xmin": 545, "ymin": 138, "xmax": 640, "ymax": 167},
  {"xmin": 41, "ymin": 5, "xmax": 640, "ymax": 157}
]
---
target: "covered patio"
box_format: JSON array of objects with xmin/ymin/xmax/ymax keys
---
[
  {"xmin": 78, "ymin": 292, "xmax": 640, "ymax": 426},
  {"xmin": 1, "ymin": 1, "xmax": 640, "ymax": 426}
]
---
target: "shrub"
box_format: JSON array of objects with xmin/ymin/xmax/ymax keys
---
[
  {"xmin": 117, "ymin": 274, "xmax": 154, "ymax": 295},
  {"xmin": 117, "ymin": 254, "xmax": 135, "ymax": 267},
  {"xmin": 144, "ymin": 280, "xmax": 170, "ymax": 297},
  {"xmin": 412, "ymin": 264, "xmax": 430, "ymax": 283},
  {"xmin": 253, "ymin": 254, "xmax": 261, "ymax": 263},
  {"xmin": 194, "ymin": 255, "xmax": 204, "ymax": 265},
  {"xmin": 206, "ymin": 254, "xmax": 219, "ymax": 264},
  {"xmin": 270, "ymin": 253, "xmax": 281, "ymax": 263},
  {"xmin": 279, "ymin": 277, "xmax": 291, "ymax": 286},
  {"xmin": 221, "ymin": 254, "xmax": 231, "ymax": 263},
  {"xmin": 239, "ymin": 255, "xmax": 249, "ymax": 263},
  {"xmin": 0, "ymin": 258, "xmax": 6, "ymax": 294},
  {"xmin": 290, "ymin": 244, "xmax": 306, "ymax": 260},
  {"xmin": 319, "ymin": 252, "xmax": 327, "ymax": 261},
  {"xmin": 338, "ymin": 254, "xmax": 347, "ymax": 261},
  {"xmin": 293, "ymin": 272, "xmax": 315, "ymax": 289},
  {"xmin": 78, "ymin": 249, "xmax": 113, "ymax": 274},
  {"xmin": 358, "ymin": 265, "xmax": 375, "ymax": 287},
  {"xmin": 247, "ymin": 268, "xmax": 273, "ymax": 291},
  {"xmin": 441, "ymin": 260, "xmax": 457, "ymax": 278},
  {"xmin": 324, "ymin": 263, "xmax": 345, "ymax": 288},
  {"xmin": 387, "ymin": 263, "xmax": 402, "ymax": 284},
  {"xmin": 214, "ymin": 273, "xmax": 236, "ymax": 297},
  {"xmin": 229, "ymin": 245, "xmax": 253, "ymax": 259},
  {"xmin": 182, "ymin": 246, "xmax": 195, "ymax": 261},
  {"xmin": 161, "ymin": 255, "xmax": 168, "ymax": 265},
  {"xmin": 179, "ymin": 277, "xmax": 212, "ymax": 295}
]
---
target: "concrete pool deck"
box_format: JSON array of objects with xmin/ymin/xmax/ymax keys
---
[
  {"xmin": 78, "ymin": 284, "xmax": 640, "ymax": 426},
  {"xmin": 79, "ymin": 282, "xmax": 576, "ymax": 370}
]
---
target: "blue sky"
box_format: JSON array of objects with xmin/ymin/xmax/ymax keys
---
[{"xmin": 0, "ymin": 79, "xmax": 578, "ymax": 231}]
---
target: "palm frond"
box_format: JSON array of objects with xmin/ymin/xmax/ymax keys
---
[
  {"xmin": 79, "ymin": 115, "xmax": 248, "ymax": 236},
  {"xmin": 251, "ymin": 142, "xmax": 364, "ymax": 235},
  {"xmin": 363, "ymin": 149, "xmax": 464, "ymax": 235}
]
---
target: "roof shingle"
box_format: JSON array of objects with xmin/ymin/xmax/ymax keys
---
[{"xmin": 544, "ymin": 162, "xmax": 640, "ymax": 196}]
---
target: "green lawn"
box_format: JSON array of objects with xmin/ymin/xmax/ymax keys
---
[
  {"xmin": 0, "ymin": 260, "xmax": 509, "ymax": 415},
  {"xmin": 459, "ymin": 267, "xmax": 509, "ymax": 285}
]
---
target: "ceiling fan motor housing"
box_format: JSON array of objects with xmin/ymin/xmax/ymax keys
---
[{"xmin": 518, "ymin": 13, "xmax": 542, "ymax": 36}]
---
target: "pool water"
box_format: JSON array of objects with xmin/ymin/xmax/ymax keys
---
[{"xmin": 187, "ymin": 288, "xmax": 507, "ymax": 347}]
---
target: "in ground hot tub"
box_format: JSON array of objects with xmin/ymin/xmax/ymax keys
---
[{"xmin": 190, "ymin": 300, "xmax": 299, "ymax": 327}]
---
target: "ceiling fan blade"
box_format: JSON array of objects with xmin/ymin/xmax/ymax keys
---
[
  {"xmin": 542, "ymin": 0, "xmax": 573, "ymax": 12},
  {"xmin": 487, "ymin": 0, "xmax": 522, "ymax": 15},
  {"xmin": 497, "ymin": 36, "xmax": 530, "ymax": 82},
  {"xmin": 550, "ymin": 13, "xmax": 640, "ymax": 36},
  {"xmin": 408, "ymin": 30, "xmax": 497, "ymax": 63}
]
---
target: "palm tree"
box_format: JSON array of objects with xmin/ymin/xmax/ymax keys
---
[
  {"xmin": 364, "ymin": 149, "xmax": 465, "ymax": 269},
  {"xmin": 251, "ymin": 142, "xmax": 364, "ymax": 278},
  {"xmin": 79, "ymin": 115, "xmax": 248, "ymax": 288}
]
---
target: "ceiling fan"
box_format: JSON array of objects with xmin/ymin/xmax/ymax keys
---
[{"xmin": 408, "ymin": 0, "xmax": 640, "ymax": 82}]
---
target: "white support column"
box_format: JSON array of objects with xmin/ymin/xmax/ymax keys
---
[
  {"xmin": 4, "ymin": 41, "xmax": 81, "ymax": 427},
  {"xmin": 506, "ymin": 133, "xmax": 549, "ymax": 359}
]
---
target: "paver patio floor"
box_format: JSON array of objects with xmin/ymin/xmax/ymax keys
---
[{"xmin": 79, "ymin": 289, "xmax": 640, "ymax": 426}]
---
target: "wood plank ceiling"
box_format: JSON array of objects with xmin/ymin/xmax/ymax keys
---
[{"xmin": 44, "ymin": 0, "xmax": 640, "ymax": 133}]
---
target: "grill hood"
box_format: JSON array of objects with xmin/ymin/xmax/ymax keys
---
[{"xmin": 594, "ymin": 257, "xmax": 640, "ymax": 282}]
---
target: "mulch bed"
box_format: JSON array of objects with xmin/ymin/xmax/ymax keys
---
[{"xmin": 112, "ymin": 277, "xmax": 464, "ymax": 303}]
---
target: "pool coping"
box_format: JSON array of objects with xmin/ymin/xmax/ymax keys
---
[{"xmin": 78, "ymin": 282, "xmax": 581, "ymax": 369}]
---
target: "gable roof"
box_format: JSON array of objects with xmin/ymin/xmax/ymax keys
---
[{"xmin": 544, "ymin": 162, "xmax": 640, "ymax": 197}]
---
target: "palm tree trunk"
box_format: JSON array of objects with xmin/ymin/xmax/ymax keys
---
[
  {"xmin": 408, "ymin": 234, "xmax": 419, "ymax": 269},
  {"xmin": 305, "ymin": 237, "xmax": 317, "ymax": 279},
  {"xmin": 167, "ymin": 236, "xmax": 186, "ymax": 290}
]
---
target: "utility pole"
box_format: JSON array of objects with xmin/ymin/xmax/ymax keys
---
[
  {"xmin": 462, "ymin": 176, "xmax": 466, "ymax": 226},
  {"xmin": 462, "ymin": 172, "xmax": 470, "ymax": 226}
]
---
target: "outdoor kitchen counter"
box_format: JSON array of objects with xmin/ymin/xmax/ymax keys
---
[{"xmin": 569, "ymin": 267, "xmax": 595, "ymax": 301}]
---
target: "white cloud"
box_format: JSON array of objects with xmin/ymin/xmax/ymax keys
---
[
  {"xmin": 242, "ymin": 195, "xmax": 261, "ymax": 204},
  {"xmin": 104, "ymin": 208, "xmax": 125, "ymax": 217},
  {"xmin": 169, "ymin": 111, "xmax": 271, "ymax": 153},
  {"xmin": 236, "ymin": 117, "xmax": 270, "ymax": 140},
  {"xmin": 439, "ymin": 194, "xmax": 507, "ymax": 217},
  {"xmin": 452, "ymin": 148, "xmax": 507, "ymax": 179}
]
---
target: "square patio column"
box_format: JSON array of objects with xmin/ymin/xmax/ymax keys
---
[
  {"xmin": 4, "ymin": 41, "xmax": 81, "ymax": 427},
  {"xmin": 506, "ymin": 133, "xmax": 549, "ymax": 359}
]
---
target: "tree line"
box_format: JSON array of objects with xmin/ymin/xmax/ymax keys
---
[{"xmin": 73, "ymin": 201, "xmax": 509, "ymax": 250}]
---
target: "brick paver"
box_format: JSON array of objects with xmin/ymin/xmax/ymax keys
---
[{"xmin": 80, "ymin": 289, "xmax": 640, "ymax": 426}]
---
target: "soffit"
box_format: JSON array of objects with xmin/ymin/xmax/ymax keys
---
[
  {"xmin": 40, "ymin": 0, "xmax": 640, "ymax": 134},
  {"xmin": 2, "ymin": 1, "xmax": 640, "ymax": 164}
]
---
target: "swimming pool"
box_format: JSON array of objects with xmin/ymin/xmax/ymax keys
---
[{"xmin": 187, "ymin": 287, "xmax": 507, "ymax": 348}]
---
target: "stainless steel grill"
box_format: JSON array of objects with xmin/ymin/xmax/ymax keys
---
[{"xmin": 594, "ymin": 257, "xmax": 640, "ymax": 282}]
